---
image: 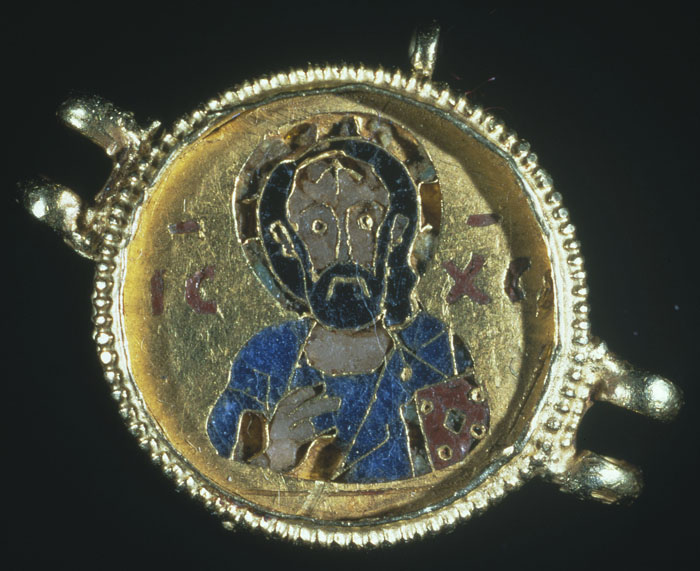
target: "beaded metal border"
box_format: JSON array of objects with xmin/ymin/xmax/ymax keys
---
[{"xmin": 91, "ymin": 64, "xmax": 590, "ymax": 546}]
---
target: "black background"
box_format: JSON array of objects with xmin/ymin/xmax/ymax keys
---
[{"xmin": 5, "ymin": 2, "xmax": 698, "ymax": 570}]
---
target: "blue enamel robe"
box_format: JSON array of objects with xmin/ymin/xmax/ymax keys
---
[{"xmin": 207, "ymin": 312, "xmax": 471, "ymax": 483}]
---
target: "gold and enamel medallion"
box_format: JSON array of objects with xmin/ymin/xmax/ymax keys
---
[{"xmin": 22, "ymin": 24, "xmax": 682, "ymax": 546}]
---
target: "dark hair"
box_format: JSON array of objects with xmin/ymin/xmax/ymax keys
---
[{"xmin": 259, "ymin": 139, "xmax": 419, "ymax": 328}]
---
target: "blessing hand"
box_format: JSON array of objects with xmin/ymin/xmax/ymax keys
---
[{"xmin": 262, "ymin": 385, "xmax": 341, "ymax": 472}]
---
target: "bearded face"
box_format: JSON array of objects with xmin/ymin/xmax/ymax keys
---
[
  {"xmin": 260, "ymin": 141, "xmax": 418, "ymax": 330},
  {"xmin": 284, "ymin": 154, "xmax": 390, "ymax": 329}
]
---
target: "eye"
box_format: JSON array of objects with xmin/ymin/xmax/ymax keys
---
[
  {"xmin": 311, "ymin": 219, "xmax": 328, "ymax": 235},
  {"xmin": 358, "ymin": 213, "xmax": 374, "ymax": 231}
]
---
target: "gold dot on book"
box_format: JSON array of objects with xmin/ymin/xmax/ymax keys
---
[
  {"xmin": 470, "ymin": 423, "xmax": 485, "ymax": 439},
  {"xmin": 437, "ymin": 445, "xmax": 453, "ymax": 461}
]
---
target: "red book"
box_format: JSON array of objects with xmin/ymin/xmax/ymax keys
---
[{"xmin": 412, "ymin": 376, "xmax": 490, "ymax": 470}]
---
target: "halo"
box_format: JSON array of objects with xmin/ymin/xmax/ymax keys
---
[{"xmin": 233, "ymin": 112, "xmax": 441, "ymax": 313}]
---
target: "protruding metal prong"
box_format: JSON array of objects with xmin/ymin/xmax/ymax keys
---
[
  {"xmin": 559, "ymin": 450, "xmax": 643, "ymax": 505},
  {"xmin": 58, "ymin": 95, "xmax": 144, "ymax": 157},
  {"xmin": 22, "ymin": 177, "xmax": 97, "ymax": 259},
  {"xmin": 22, "ymin": 96, "xmax": 160, "ymax": 258},
  {"xmin": 409, "ymin": 22, "xmax": 440, "ymax": 80},
  {"xmin": 551, "ymin": 342, "xmax": 682, "ymax": 504},
  {"xmin": 591, "ymin": 344, "xmax": 683, "ymax": 422}
]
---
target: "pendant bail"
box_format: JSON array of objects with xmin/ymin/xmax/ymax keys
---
[{"xmin": 409, "ymin": 22, "xmax": 440, "ymax": 80}]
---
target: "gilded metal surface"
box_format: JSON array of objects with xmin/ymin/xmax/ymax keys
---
[
  {"xmin": 22, "ymin": 27, "xmax": 682, "ymax": 547},
  {"xmin": 122, "ymin": 88, "xmax": 553, "ymax": 518}
]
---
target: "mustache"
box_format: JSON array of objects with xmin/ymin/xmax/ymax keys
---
[
  {"xmin": 310, "ymin": 263, "xmax": 382, "ymax": 293},
  {"xmin": 306, "ymin": 264, "xmax": 384, "ymax": 329},
  {"xmin": 325, "ymin": 276, "xmax": 370, "ymax": 300}
]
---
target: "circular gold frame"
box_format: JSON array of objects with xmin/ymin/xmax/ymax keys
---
[{"xmin": 93, "ymin": 64, "xmax": 593, "ymax": 546}]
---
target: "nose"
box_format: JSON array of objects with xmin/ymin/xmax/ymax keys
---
[{"xmin": 336, "ymin": 217, "xmax": 351, "ymax": 264}]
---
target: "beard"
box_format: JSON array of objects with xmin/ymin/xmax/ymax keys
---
[{"xmin": 307, "ymin": 263, "xmax": 385, "ymax": 329}]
